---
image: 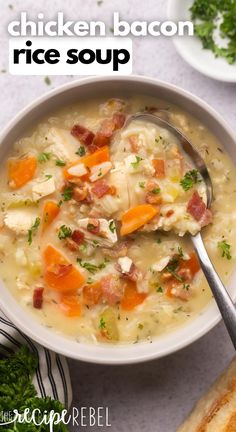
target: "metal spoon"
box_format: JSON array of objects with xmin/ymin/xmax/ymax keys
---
[{"xmin": 123, "ymin": 112, "xmax": 236, "ymax": 349}]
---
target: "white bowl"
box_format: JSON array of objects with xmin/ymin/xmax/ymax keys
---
[
  {"xmin": 0, "ymin": 76, "xmax": 236, "ymax": 364},
  {"xmin": 168, "ymin": 0, "xmax": 236, "ymax": 82}
]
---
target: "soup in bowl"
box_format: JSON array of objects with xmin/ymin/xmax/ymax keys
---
[{"xmin": 0, "ymin": 76, "xmax": 235, "ymax": 363}]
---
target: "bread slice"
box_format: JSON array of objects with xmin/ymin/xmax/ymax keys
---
[{"xmin": 178, "ymin": 358, "xmax": 236, "ymax": 432}]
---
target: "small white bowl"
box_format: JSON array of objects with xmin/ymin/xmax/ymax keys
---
[
  {"xmin": 0, "ymin": 75, "xmax": 236, "ymax": 364},
  {"xmin": 168, "ymin": 0, "xmax": 236, "ymax": 82}
]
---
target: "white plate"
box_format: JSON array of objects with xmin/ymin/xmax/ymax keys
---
[{"xmin": 167, "ymin": 0, "xmax": 236, "ymax": 82}]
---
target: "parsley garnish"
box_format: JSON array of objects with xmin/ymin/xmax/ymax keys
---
[
  {"xmin": 151, "ymin": 187, "xmax": 160, "ymax": 194},
  {"xmin": 45, "ymin": 174, "xmax": 52, "ymax": 180},
  {"xmin": 180, "ymin": 169, "xmax": 201, "ymax": 191},
  {"xmin": 109, "ymin": 220, "xmax": 116, "ymax": 233},
  {"xmin": 139, "ymin": 181, "xmax": 146, "ymax": 189},
  {"xmin": 28, "ymin": 217, "xmax": 40, "ymax": 245},
  {"xmin": 183, "ymin": 284, "xmax": 190, "ymax": 291},
  {"xmin": 131, "ymin": 156, "xmax": 143, "ymax": 169},
  {"xmin": 76, "ymin": 146, "xmax": 86, "ymax": 157},
  {"xmin": 77, "ymin": 258, "xmax": 108, "ymax": 274},
  {"xmin": 37, "ymin": 152, "xmax": 51, "ymax": 163},
  {"xmin": 156, "ymin": 286, "xmax": 163, "ymax": 293},
  {"xmin": 218, "ymin": 240, "xmax": 232, "ymax": 260},
  {"xmin": 61, "ymin": 186, "xmax": 73, "ymax": 201},
  {"xmin": 58, "ymin": 225, "xmax": 72, "ymax": 240},
  {"xmin": 55, "ymin": 159, "xmax": 66, "ymax": 167},
  {"xmin": 99, "ymin": 317, "xmax": 106, "ymax": 329}
]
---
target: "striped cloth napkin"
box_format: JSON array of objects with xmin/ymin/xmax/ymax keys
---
[{"xmin": 0, "ymin": 312, "xmax": 72, "ymax": 408}]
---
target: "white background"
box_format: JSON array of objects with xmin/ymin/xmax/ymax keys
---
[{"xmin": 0, "ymin": 1, "xmax": 236, "ymax": 431}]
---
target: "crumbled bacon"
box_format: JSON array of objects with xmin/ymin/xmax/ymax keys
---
[
  {"xmin": 129, "ymin": 135, "xmax": 139, "ymax": 152},
  {"xmin": 93, "ymin": 113, "xmax": 126, "ymax": 148},
  {"xmin": 116, "ymin": 262, "xmax": 142, "ymax": 283},
  {"xmin": 187, "ymin": 191, "xmax": 212, "ymax": 227},
  {"xmin": 65, "ymin": 238, "xmax": 80, "ymax": 252},
  {"xmin": 91, "ymin": 180, "xmax": 116, "ymax": 198},
  {"xmin": 87, "ymin": 218, "xmax": 100, "ymax": 234},
  {"xmin": 145, "ymin": 181, "xmax": 162, "ymax": 205},
  {"xmin": 71, "ymin": 124, "xmax": 95, "ymax": 147},
  {"xmin": 71, "ymin": 230, "xmax": 85, "ymax": 245},
  {"xmin": 33, "ymin": 287, "xmax": 44, "ymax": 309},
  {"xmin": 101, "ymin": 274, "xmax": 124, "ymax": 305},
  {"xmin": 166, "ymin": 210, "xmax": 174, "ymax": 218}
]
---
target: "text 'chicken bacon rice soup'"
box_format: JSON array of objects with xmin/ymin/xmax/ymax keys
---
[{"xmin": 0, "ymin": 96, "xmax": 236, "ymax": 345}]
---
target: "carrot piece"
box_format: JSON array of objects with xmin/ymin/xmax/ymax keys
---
[
  {"xmin": 152, "ymin": 159, "xmax": 165, "ymax": 178},
  {"xmin": 8, "ymin": 155, "xmax": 37, "ymax": 189},
  {"xmin": 42, "ymin": 201, "xmax": 60, "ymax": 232},
  {"xmin": 179, "ymin": 252, "xmax": 200, "ymax": 276},
  {"xmin": 121, "ymin": 281, "xmax": 147, "ymax": 311},
  {"xmin": 64, "ymin": 146, "xmax": 110, "ymax": 180},
  {"xmin": 43, "ymin": 245, "xmax": 85, "ymax": 294},
  {"xmin": 83, "ymin": 281, "xmax": 103, "ymax": 306},
  {"xmin": 60, "ymin": 295, "xmax": 81, "ymax": 317},
  {"xmin": 120, "ymin": 204, "xmax": 159, "ymax": 236}
]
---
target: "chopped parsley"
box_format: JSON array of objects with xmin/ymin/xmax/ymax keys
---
[
  {"xmin": 76, "ymin": 146, "xmax": 86, "ymax": 157},
  {"xmin": 109, "ymin": 220, "xmax": 116, "ymax": 233},
  {"xmin": 190, "ymin": 0, "xmax": 236, "ymax": 64},
  {"xmin": 183, "ymin": 284, "xmax": 190, "ymax": 291},
  {"xmin": 178, "ymin": 246, "xmax": 184, "ymax": 258},
  {"xmin": 61, "ymin": 186, "xmax": 73, "ymax": 201},
  {"xmin": 138, "ymin": 323, "xmax": 144, "ymax": 330},
  {"xmin": 151, "ymin": 187, "xmax": 160, "ymax": 194},
  {"xmin": 77, "ymin": 258, "xmax": 108, "ymax": 274},
  {"xmin": 218, "ymin": 240, "xmax": 232, "ymax": 260},
  {"xmin": 139, "ymin": 181, "xmax": 146, "ymax": 189},
  {"xmin": 45, "ymin": 174, "xmax": 53, "ymax": 180},
  {"xmin": 131, "ymin": 156, "xmax": 143, "ymax": 169},
  {"xmin": 164, "ymin": 254, "xmax": 184, "ymax": 282},
  {"xmin": 156, "ymin": 286, "xmax": 163, "ymax": 293},
  {"xmin": 37, "ymin": 152, "xmax": 51, "ymax": 163},
  {"xmin": 44, "ymin": 76, "xmax": 51, "ymax": 85},
  {"xmin": 58, "ymin": 225, "xmax": 72, "ymax": 240},
  {"xmin": 28, "ymin": 217, "xmax": 40, "ymax": 245},
  {"xmin": 87, "ymin": 223, "xmax": 97, "ymax": 231},
  {"xmin": 99, "ymin": 317, "xmax": 106, "ymax": 329},
  {"xmin": 180, "ymin": 169, "xmax": 201, "ymax": 191},
  {"xmin": 55, "ymin": 159, "xmax": 66, "ymax": 167}
]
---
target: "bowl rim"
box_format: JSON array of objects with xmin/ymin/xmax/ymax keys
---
[{"xmin": 0, "ymin": 74, "xmax": 235, "ymax": 364}]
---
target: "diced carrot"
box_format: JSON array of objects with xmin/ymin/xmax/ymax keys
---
[
  {"xmin": 8, "ymin": 155, "xmax": 37, "ymax": 189},
  {"xmin": 120, "ymin": 204, "xmax": 159, "ymax": 236},
  {"xmin": 60, "ymin": 295, "xmax": 81, "ymax": 317},
  {"xmin": 43, "ymin": 245, "xmax": 85, "ymax": 294},
  {"xmin": 42, "ymin": 201, "xmax": 60, "ymax": 232},
  {"xmin": 64, "ymin": 146, "xmax": 110, "ymax": 180},
  {"xmin": 179, "ymin": 252, "xmax": 200, "ymax": 276},
  {"xmin": 152, "ymin": 159, "xmax": 165, "ymax": 178},
  {"xmin": 83, "ymin": 281, "xmax": 103, "ymax": 306},
  {"xmin": 121, "ymin": 281, "xmax": 147, "ymax": 311}
]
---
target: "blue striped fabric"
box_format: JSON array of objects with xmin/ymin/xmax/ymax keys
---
[{"xmin": 0, "ymin": 312, "xmax": 72, "ymax": 408}]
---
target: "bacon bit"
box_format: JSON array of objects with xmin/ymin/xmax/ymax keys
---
[
  {"xmin": 83, "ymin": 281, "xmax": 103, "ymax": 306},
  {"xmin": 116, "ymin": 262, "xmax": 142, "ymax": 283},
  {"xmin": 65, "ymin": 238, "xmax": 80, "ymax": 252},
  {"xmin": 33, "ymin": 287, "xmax": 44, "ymax": 309},
  {"xmin": 101, "ymin": 274, "xmax": 124, "ymax": 305},
  {"xmin": 73, "ymin": 185, "xmax": 88, "ymax": 202},
  {"xmin": 187, "ymin": 191, "xmax": 212, "ymax": 227},
  {"xmin": 91, "ymin": 180, "xmax": 117, "ymax": 198},
  {"xmin": 152, "ymin": 159, "xmax": 165, "ymax": 178},
  {"xmin": 128, "ymin": 135, "xmax": 139, "ymax": 152},
  {"xmin": 87, "ymin": 218, "xmax": 100, "ymax": 234},
  {"xmin": 71, "ymin": 124, "xmax": 95, "ymax": 147},
  {"xmin": 93, "ymin": 113, "xmax": 126, "ymax": 148},
  {"xmin": 166, "ymin": 210, "xmax": 174, "ymax": 218},
  {"xmin": 102, "ymin": 242, "xmax": 130, "ymax": 259},
  {"xmin": 71, "ymin": 230, "xmax": 85, "ymax": 245},
  {"xmin": 165, "ymin": 283, "xmax": 190, "ymax": 301},
  {"xmin": 145, "ymin": 181, "xmax": 162, "ymax": 205}
]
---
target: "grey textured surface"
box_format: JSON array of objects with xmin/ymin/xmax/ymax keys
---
[{"xmin": 0, "ymin": 0, "xmax": 236, "ymax": 431}]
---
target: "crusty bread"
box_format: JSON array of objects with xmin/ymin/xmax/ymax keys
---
[{"xmin": 178, "ymin": 358, "xmax": 236, "ymax": 432}]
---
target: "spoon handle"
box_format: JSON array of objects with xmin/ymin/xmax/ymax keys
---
[{"xmin": 192, "ymin": 232, "xmax": 236, "ymax": 350}]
